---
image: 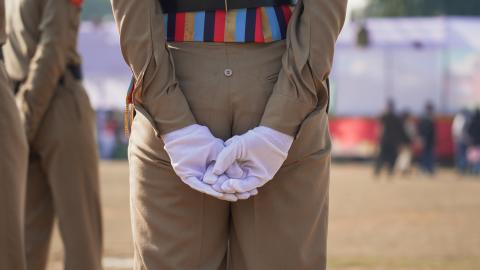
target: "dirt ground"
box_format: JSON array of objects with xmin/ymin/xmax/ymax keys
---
[{"xmin": 46, "ymin": 162, "xmax": 480, "ymax": 270}]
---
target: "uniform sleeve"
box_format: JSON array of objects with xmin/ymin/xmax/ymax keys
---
[
  {"xmin": 16, "ymin": 0, "xmax": 70, "ymax": 142},
  {"xmin": 110, "ymin": 0, "xmax": 196, "ymax": 136},
  {"xmin": 259, "ymin": 0, "xmax": 347, "ymax": 137},
  {"xmin": 0, "ymin": 0, "xmax": 5, "ymax": 44}
]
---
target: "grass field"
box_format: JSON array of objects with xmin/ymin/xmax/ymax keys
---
[{"xmin": 46, "ymin": 162, "xmax": 480, "ymax": 270}]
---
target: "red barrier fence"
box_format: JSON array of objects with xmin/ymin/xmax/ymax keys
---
[{"xmin": 329, "ymin": 117, "xmax": 454, "ymax": 159}]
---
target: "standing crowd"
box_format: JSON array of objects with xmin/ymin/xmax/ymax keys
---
[
  {"xmin": 375, "ymin": 99, "xmax": 480, "ymax": 177},
  {"xmin": 453, "ymin": 108, "xmax": 480, "ymax": 174}
]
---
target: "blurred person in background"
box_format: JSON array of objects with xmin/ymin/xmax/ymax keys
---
[
  {"xmin": 374, "ymin": 100, "xmax": 405, "ymax": 177},
  {"xmin": 0, "ymin": 0, "xmax": 28, "ymax": 269},
  {"xmin": 99, "ymin": 111, "xmax": 118, "ymax": 159},
  {"xmin": 467, "ymin": 108, "xmax": 480, "ymax": 174},
  {"xmin": 111, "ymin": 0, "xmax": 347, "ymax": 269},
  {"xmin": 3, "ymin": 0, "xmax": 103, "ymax": 269},
  {"xmin": 396, "ymin": 110, "xmax": 418, "ymax": 176},
  {"xmin": 452, "ymin": 108, "xmax": 471, "ymax": 174},
  {"xmin": 417, "ymin": 102, "xmax": 436, "ymax": 175}
]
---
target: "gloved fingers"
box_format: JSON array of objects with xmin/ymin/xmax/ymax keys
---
[
  {"xmin": 236, "ymin": 189, "xmax": 259, "ymax": 200},
  {"xmin": 203, "ymin": 163, "xmax": 219, "ymax": 185},
  {"xmin": 217, "ymin": 193, "xmax": 239, "ymax": 202},
  {"xmin": 212, "ymin": 174, "xmax": 228, "ymax": 193},
  {"xmin": 184, "ymin": 177, "xmax": 224, "ymax": 198},
  {"xmin": 211, "ymin": 175, "xmax": 256, "ymax": 200},
  {"xmin": 225, "ymin": 135, "xmax": 240, "ymax": 146},
  {"xmin": 236, "ymin": 192, "xmax": 251, "ymax": 200},
  {"xmin": 189, "ymin": 175, "xmax": 238, "ymax": 202},
  {"xmin": 212, "ymin": 145, "xmax": 239, "ymax": 176},
  {"xmin": 184, "ymin": 177, "xmax": 238, "ymax": 202},
  {"xmin": 225, "ymin": 162, "xmax": 245, "ymax": 179},
  {"xmin": 208, "ymin": 139, "xmax": 226, "ymax": 163},
  {"xmin": 221, "ymin": 176, "xmax": 263, "ymax": 194},
  {"xmin": 248, "ymin": 189, "xmax": 259, "ymax": 196},
  {"xmin": 212, "ymin": 183, "xmax": 223, "ymax": 193}
]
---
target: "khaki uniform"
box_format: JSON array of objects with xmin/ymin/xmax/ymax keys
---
[
  {"xmin": 4, "ymin": 0, "xmax": 102, "ymax": 269},
  {"xmin": 112, "ymin": 0, "xmax": 346, "ymax": 269},
  {"xmin": 0, "ymin": 1, "xmax": 28, "ymax": 269}
]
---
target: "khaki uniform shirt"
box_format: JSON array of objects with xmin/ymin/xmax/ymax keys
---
[
  {"xmin": 111, "ymin": 0, "xmax": 347, "ymax": 137},
  {"xmin": 4, "ymin": 0, "xmax": 82, "ymax": 142}
]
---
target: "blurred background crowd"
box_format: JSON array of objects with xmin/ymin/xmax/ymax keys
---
[{"xmin": 373, "ymin": 100, "xmax": 480, "ymax": 178}]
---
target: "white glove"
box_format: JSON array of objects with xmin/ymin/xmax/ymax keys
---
[
  {"xmin": 204, "ymin": 164, "xmax": 258, "ymax": 200},
  {"xmin": 211, "ymin": 126, "xmax": 294, "ymax": 193},
  {"xmin": 161, "ymin": 124, "xmax": 244, "ymax": 202}
]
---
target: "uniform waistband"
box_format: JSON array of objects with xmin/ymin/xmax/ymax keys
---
[
  {"xmin": 160, "ymin": 0, "xmax": 294, "ymax": 13},
  {"xmin": 165, "ymin": 5, "xmax": 294, "ymax": 43}
]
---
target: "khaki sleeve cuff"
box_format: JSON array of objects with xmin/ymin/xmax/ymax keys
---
[
  {"xmin": 137, "ymin": 88, "xmax": 197, "ymax": 136},
  {"xmin": 260, "ymin": 93, "xmax": 316, "ymax": 138}
]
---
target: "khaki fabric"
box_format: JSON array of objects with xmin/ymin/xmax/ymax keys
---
[
  {"xmin": 112, "ymin": 0, "xmax": 347, "ymax": 137},
  {"xmin": 0, "ymin": 0, "xmax": 5, "ymax": 44},
  {"xmin": 128, "ymin": 41, "xmax": 332, "ymax": 270},
  {"xmin": 0, "ymin": 61, "xmax": 28, "ymax": 270},
  {"xmin": 24, "ymin": 73, "xmax": 102, "ymax": 270},
  {"xmin": 115, "ymin": 0, "xmax": 345, "ymax": 268},
  {"xmin": 4, "ymin": 0, "xmax": 82, "ymax": 142},
  {"xmin": 260, "ymin": 0, "xmax": 348, "ymax": 136},
  {"xmin": 111, "ymin": 0, "xmax": 196, "ymax": 135},
  {"xmin": 4, "ymin": 0, "xmax": 103, "ymax": 269}
]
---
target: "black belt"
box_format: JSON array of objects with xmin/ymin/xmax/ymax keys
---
[
  {"xmin": 160, "ymin": 0, "xmax": 293, "ymax": 13},
  {"xmin": 67, "ymin": 64, "xmax": 83, "ymax": 81},
  {"xmin": 13, "ymin": 64, "xmax": 82, "ymax": 94}
]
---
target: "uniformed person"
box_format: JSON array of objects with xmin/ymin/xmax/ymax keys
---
[
  {"xmin": 111, "ymin": 0, "xmax": 346, "ymax": 269},
  {"xmin": 4, "ymin": 0, "xmax": 103, "ymax": 269},
  {"xmin": 0, "ymin": 0, "xmax": 28, "ymax": 269}
]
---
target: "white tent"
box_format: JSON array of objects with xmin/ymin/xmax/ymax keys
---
[
  {"xmin": 330, "ymin": 17, "xmax": 480, "ymax": 116},
  {"xmin": 79, "ymin": 22, "xmax": 131, "ymax": 111},
  {"xmin": 78, "ymin": 17, "xmax": 480, "ymax": 113}
]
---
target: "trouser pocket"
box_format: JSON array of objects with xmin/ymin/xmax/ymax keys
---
[{"xmin": 284, "ymin": 108, "xmax": 331, "ymax": 165}]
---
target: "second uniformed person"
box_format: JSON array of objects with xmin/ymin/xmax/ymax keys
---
[
  {"xmin": 4, "ymin": 0, "xmax": 103, "ymax": 269},
  {"xmin": 0, "ymin": 0, "xmax": 28, "ymax": 269}
]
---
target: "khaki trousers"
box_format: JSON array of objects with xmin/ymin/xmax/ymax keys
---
[
  {"xmin": 24, "ymin": 73, "xmax": 103, "ymax": 270},
  {"xmin": 0, "ymin": 62, "xmax": 28, "ymax": 270},
  {"xmin": 129, "ymin": 41, "xmax": 331, "ymax": 270}
]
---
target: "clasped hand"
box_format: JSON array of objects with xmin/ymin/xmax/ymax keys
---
[{"xmin": 161, "ymin": 125, "xmax": 293, "ymax": 202}]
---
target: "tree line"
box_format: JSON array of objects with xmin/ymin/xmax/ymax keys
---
[
  {"xmin": 365, "ymin": 0, "xmax": 480, "ymax": 17},
  {"xmin": 80, "ymin": 0, "xmax": 480, "ymax": 20}
]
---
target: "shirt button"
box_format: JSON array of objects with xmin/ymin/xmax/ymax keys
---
[{"xmin": 224, "ymin": 68, "xmax": 233, "ymax": 77}]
